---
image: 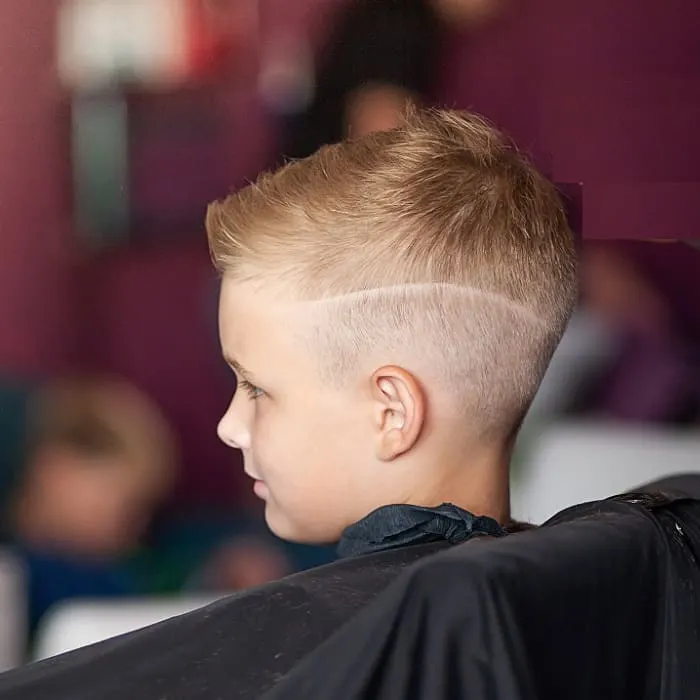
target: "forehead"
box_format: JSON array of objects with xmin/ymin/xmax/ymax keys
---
[
  {"xmin": 220, "ymin": 277, "xmax": 275, "ymax": 336},
  {"xmin": 218, "ymin": 277, "xmax": 309, "ymax": 366}
]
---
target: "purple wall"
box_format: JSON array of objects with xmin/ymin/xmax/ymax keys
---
[
  {"xmin": 443, "ymin": 0, "xmax": 700, "ymax": 241},
  {"xmin": 0, "ymin": 2, "xmax": 75, "ymax": 376}
]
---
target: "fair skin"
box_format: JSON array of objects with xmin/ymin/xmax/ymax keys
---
[{"xmin": 217, "ymin": 277, "xmax": 511, "ymax": 545}]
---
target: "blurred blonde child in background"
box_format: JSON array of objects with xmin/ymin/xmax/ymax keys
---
[{"xmin": 7, "ymin": 376, "xmax": 177, "ymax": 641}]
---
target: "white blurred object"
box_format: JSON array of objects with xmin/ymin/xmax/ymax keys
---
[
  {"xmin": 58, "ymin": 0, "xmax": 190, "ymax": 89},
  {"xmin": 34, "ymin": 595, "xmax": 221, "ymax": 661},
  {"xmin": 512, "ymin": 422, "xmax": 700, "ymax": 525},
  {"xmin": 0, "ymin": 551, "xmax": 26, "ymax": 671}
]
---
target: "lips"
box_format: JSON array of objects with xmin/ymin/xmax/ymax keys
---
[
  {"xmin": 244, "ymin": 468, "xmax": 268, "ymax": 499},
  {"xmin": 252, "ymin": 480, "xmax": 269, "ymax": 499}
]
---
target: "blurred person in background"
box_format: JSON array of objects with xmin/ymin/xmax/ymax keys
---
[
  {"xmin": 575, "ymin": 243, "xmax": 698, "ymax": 424},
  {"xmin": 521, "ymin": 242, "xmax": 699, "ymax": 429},
  {"xmin": 278, "ymin": 0, "xmax": 506, "ymax": 160},
  {"xmin": 4, "ymin": 376, "xmax": 177, "ymax": 643},
  {"xmin": 189, "ymin": 534, "xmax": 292, "ymax": 592}
]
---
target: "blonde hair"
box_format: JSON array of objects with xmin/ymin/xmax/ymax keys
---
[{"xmin": 207, "ymin": 109, "xmax": 577, "ymax": 438}]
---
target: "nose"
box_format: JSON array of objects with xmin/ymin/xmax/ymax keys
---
[{"xmin": 217, "ymin": 393, "xmax": 252, "ymax": 450}]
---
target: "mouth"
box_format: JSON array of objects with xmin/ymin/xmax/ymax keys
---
[
  {"xmin": 245, "ymin": 470, "xmax": 268, "ymax": 499},
  {"xmin": 252, "ymin": 479, "xmax": 269, "ymax": 500}
]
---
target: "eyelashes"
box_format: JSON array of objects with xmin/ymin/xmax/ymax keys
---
[{"xmin": 238, "ymin": 379, "xmax": 265, "ymax": 400}]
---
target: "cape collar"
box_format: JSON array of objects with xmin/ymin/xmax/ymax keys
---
[{"xmin": 337, "ymin": 502, "xmax": 506, "ymax": 558}]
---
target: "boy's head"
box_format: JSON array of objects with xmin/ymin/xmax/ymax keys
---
[
  {"xmin": 16, "ymin": 376, "xmax": 177, "ymax": 559},
  {"xmin": 207, "ymin": 109, "xmax": 577, "ymax": 544}
]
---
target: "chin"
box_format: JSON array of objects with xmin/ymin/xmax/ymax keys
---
[
  {"xmin": 264, "ymin": 505, "xmax": 337, "ymax": 546},
  {"xmin": 262, "ymin": 504, "xmax": 295, "ymax": 542}
]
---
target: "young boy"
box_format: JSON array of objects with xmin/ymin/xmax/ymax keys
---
[
  {"xmin": 210, "ymin": 107, "xmax": 576, "ymax": 545},
  {"xmin": 0, "ymin": 109, "xmax": 576, "ymax": 698}
]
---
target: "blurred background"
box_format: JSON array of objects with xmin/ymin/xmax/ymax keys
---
[{"xmin": 1, "ymin": 0, "xmax": 699, "ymax": 668}]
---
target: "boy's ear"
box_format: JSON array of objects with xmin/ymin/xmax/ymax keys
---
[{"xmin": 370, "ymin": 366, "xmax": 425, "ymax": 461}]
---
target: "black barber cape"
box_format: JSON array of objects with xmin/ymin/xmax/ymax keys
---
[
  {"xmin": 4, "ymin": 495, "xmax": 700, "ymax": 699},
  {"xmin": 0, "ymin": 504, "xmax": 501, "ymax": 699},
  {"xmin": 265, "ymin": 493, "xmax": 700, "ymax": 700}
]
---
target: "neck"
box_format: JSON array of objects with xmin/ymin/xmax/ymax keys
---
[{"xmin": 402, "ymin": 443, "xmax": 512, "ymax": 525}]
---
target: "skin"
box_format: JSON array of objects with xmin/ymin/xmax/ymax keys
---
[{"xmin": 217, "ymin": 277, "xmax": 511, "ymax": 545}]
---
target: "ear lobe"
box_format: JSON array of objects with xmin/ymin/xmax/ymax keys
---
[{"xmin": 371, "ymin": 367, "xmax": 425, "ymax": 461}]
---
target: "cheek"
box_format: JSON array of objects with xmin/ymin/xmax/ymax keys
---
[
  {"xmin": 249, "ymin": 399, "xmax": 377, "ymax": 542},
  {"xmin": 252, "ymin": 401, "xmax": 362, "ymax": 500},
  {"xmin": 250, "ymin": 405, "xmax": 311, "ymax": 482},
  {"xmin": 254, "ymin": 408, "xmax": 335, "ymax": 521}
]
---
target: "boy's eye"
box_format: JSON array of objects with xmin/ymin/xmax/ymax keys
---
[{"xmin": 238, "ymin": 379, "xmax": 265, "ymax": 400}]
